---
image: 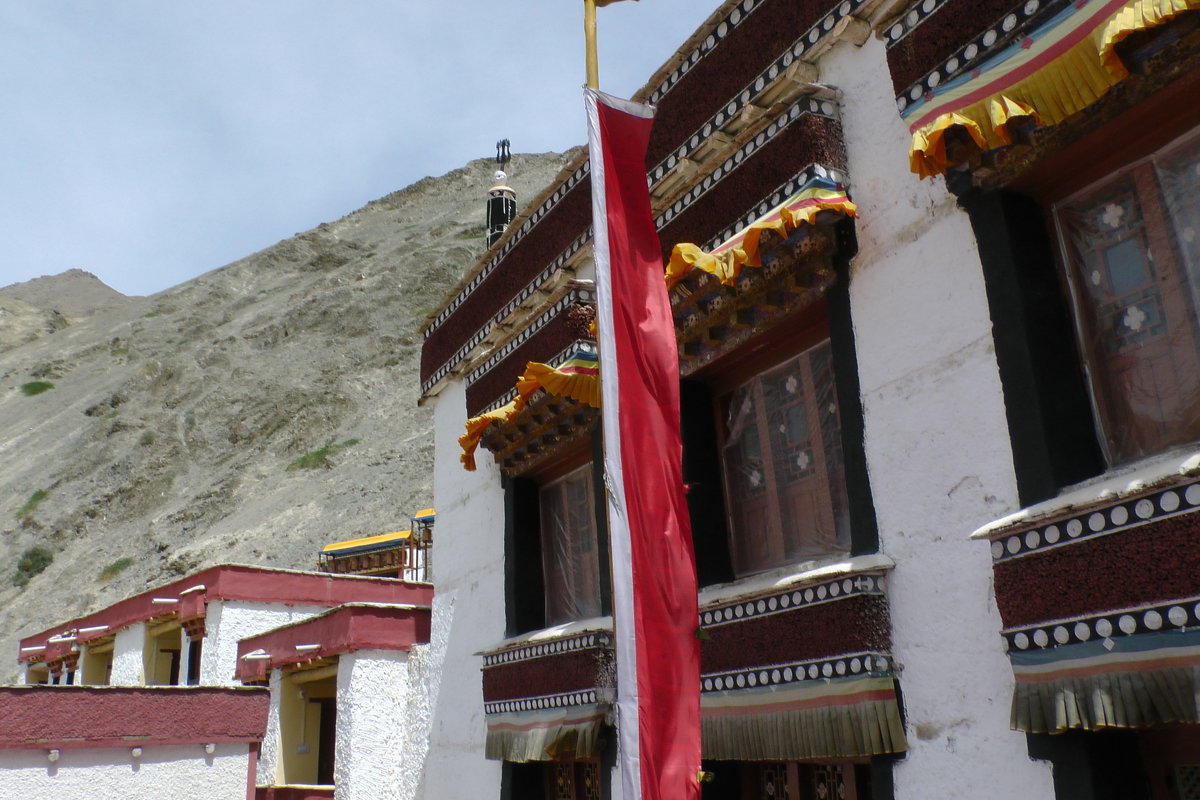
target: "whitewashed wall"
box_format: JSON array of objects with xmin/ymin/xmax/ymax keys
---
[
  {"xmin": 0, "ymin": 741, "xmax": 252, "ymax": 799},
  {"xmin": 201, "ymin": 600, "xmax": 326, "ymax": 686},
  {"xmin": 334, "ymin": 649, "xmax": 418, "ymax": 800},
  {"xmin": 823, "ymin": 34, "xmax": 1053, "ymax": 799},
  {"xmin": 418, "ymin": 380, "xmax": 506, "ymax": 800},
  {"xmin": 109, "ymin": 622, "xmax": 146, "ymax": 686}
]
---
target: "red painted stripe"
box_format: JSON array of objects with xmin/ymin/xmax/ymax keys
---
[
  {"xmin": 592, "ymin": 89, "xmax": 702, "ymax": 800},
  {"xmin": 701, "ymin": 687, "xmax": 898, "ymax": 718},
  {"xmin": 0, "ymin": 685, "xmax": 268, "ymax": 749},
  {"xmin": 234, "ymin": 603, "xmax": 431, "ymax": 682},
  {"xmin": 908, "ymin": 0, "xmax": 1131, "ymax": 131},
  {"xmin": 1014, "ymin": 650, "xmax": 1200, "ymax": 683},
  {"xmin": 19, "ymin": 565, "xmax": 432, "ymax": 660},
  {"xmin": 247, "ymin": 744, "xmax": 258, "ymax": 800},
  {"xmin": 486, "ymin": 712, "xmax": 607, "ymax": 733}
]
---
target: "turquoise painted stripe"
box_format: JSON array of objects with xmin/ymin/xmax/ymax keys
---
[{"xmin": 1009, "ymin": 627, "xmax": 1200, "ymax": 667}]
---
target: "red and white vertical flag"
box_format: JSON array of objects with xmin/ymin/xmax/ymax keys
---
[{"xmin": 585, "ymin": 86, "xmax": 701, "ymax": 800}]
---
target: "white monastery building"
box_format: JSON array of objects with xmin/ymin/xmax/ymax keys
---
[{"xmin": 8, "ymin": 0, "xmax": 1200, "ymax": 798}]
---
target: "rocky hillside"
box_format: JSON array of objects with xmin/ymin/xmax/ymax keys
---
[{"xmin": 0, "ymin": 150, "xmax": 578, "ymax": 681}]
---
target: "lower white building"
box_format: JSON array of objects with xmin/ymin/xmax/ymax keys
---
[{"xmin": 0, "ymin": 684, "xmax": 268, "ymax": 800}]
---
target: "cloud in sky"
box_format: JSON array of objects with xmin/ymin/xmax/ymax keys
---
[{"xmin": 1, "ymin": 1, "xmax": 721, "ymax": 296}]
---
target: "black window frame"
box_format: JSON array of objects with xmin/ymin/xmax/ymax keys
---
[
  {"xmin": 682, "ymin": 220, "xmax": 878, "ymax": 586},
  {"xmin": 505, "ymin": 430, "xmax": 611, "ymax": 637}
]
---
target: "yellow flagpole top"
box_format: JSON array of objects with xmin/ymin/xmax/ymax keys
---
[{"xmin": 584, "ymin": 0, "xmax": 599, "ymax": 89}]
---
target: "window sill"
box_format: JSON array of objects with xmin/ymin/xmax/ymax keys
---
[
  {"xmin": 479, "ymin": 616, "xmax": 613, "ymax": 658},
  {"xmin": 697, "ymin": 553, "xmax": 894, "ymax": 610},
  {"xmin": 972, "ymin": 446, "xmax": 1200, "ymax": 541}
]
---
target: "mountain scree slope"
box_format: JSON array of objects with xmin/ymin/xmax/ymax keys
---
[{"xmin": 0, "ymin": 151, "xmax": 576, "ymax": 681}]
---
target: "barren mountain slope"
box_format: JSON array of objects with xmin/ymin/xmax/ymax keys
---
[
  {"xmin": 0, "ymin": 151, "xmax": 577, "ymax": 681},
  {"xmin": 1, "ymin": 268, "xmax": 134, "ymax": 322}
]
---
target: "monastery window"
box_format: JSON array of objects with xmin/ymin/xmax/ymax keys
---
[
  {"xmin": 540, "ymin": 464, "xmax": 603, "ymax": 626},
  {"xmin": 506, "ymin": 437, "xmax": 610, "ymax": 635},
  {"xmin": 959, "ymin": 77, "xmax": 1200, "ymax": 505},
  {"xmin": 81, "ymin": 640, "xmax": 114, "ymax": 685},
  {"xmin": 1051, "ymin": 127, "xmax": 1200, "ymax": 467},
  {"xmin": 504, "ymin": 758, "xmax": 602, "ymax": 800},
  {"xmin": 684, "ymin": 294, "xmax": 868, "ymax": 582},
  {"xmin": 25, "ymin": 663, "xmax": 50, "ymax": 684},
  {"xmin": 278, "ymin": 669, "xmax": 337, "ymax": 786},
  {"xmin": 698, "ymin": 760, "xmax": 877, "ymax": 800},
  {"xmin": 719, "ymin": 341, "xmax": 850, "ymax": 575}
]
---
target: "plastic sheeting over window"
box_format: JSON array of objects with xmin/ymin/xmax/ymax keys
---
[
  {"xmin": 1054, "ymin": 127, "xmax": 1200, "ymax": 466},
  {"xmin": 721, "ymin": 341, "xmax": 850, "ymax": 576},
  {"xmin": 540, "ymin": 465, "xmax": 602, "ymax": 625}
]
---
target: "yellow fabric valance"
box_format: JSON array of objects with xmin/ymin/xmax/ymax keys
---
[
  {"xmin": 700, "ymin": 675, "xmax": 907, "ymax": 760},
  {"xmin": 459, "ymin": 352, "xmax": 600, "ymax": 471},
  {"xmin": 484, "ymin": 702, "xmax": 609, "ymax": 762},
  {"xmin": 665, "ymin": 183, "xmax": 857, "ymax": 290},
  {"xmin": 906, "ymin": 0, "xmax": 1199, "ymax": 177}
]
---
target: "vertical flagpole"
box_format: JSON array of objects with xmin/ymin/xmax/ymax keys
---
[{"xmin": 584, "ymin": 0, "xmax": 600, "ymax": 89}]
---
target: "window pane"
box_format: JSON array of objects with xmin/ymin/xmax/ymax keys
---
[
  {"xmin": 1158, "ymin": 130, "xmax": 1200, "ymax": 318},
  {"xmin": 540, "ymin": 464, "xmax": 601, "ymax": 625},
  {"xmin": 722, "ymin": 342, "xmax": 850, "ymax": 576},
  {"xmin": 1056, "ymin": 136, "xmax": 1200, "ymax": 465}
]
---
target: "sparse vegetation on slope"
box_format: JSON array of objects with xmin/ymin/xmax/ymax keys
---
[
  {"xmin": 16, "ymin": 490, "xmax": 47, "ymax": 519},
  {"xmin": 287, "ymin": 439, "xmax": 361, "ymax": 471},
  {"xmin": 99, "ymin": 557, "xmax": 135, "ymax": 581},
  {"xmin": 14, "ymin": 546, "xmax": 53, "ymax": 588}
]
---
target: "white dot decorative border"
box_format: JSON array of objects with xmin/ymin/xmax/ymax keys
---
[
  {"xmin": 883, "ymin": 0, "xmax": 955, "ymax": 48},
  {"xmin": 701, "ymin": 651, "xmax": 893, "ymax": 693},
  {"xmin": 1003, "ymin": 596, "xmax": 1200, "ymax": 653},
  {"xmin": 645, "ymin": 0, "xmax": 771, "ymax": 107},
  {"xmin": 696, "ymin": 164, "xmax": 850, "ymax": 255},
  {"xmin": 652, "ymin": 97, "xmax": 846, "ymax": 233},
  {"xmin": 990, "ymin": 479, "xmax": 1200, "ymax": 562},
  {"xmin": 421, "ymin": 232, "xmax": 590, "ymax": 396},
  {"xmin": 466, "ymin": 287, "xmax": 597, "ymax": 387},
  {"xmin": 892, "ymin": 0, "xmax": 1072, "ymax": 116},
  {"xmin": 646, "ymin": 0, "xmax": 865, "ymax": 141},
  {"xmin": 482, "ymin": 632, "xmax": 612, "ymax": 668},
  {"xmin": 700, "ymin": 573, "xmax": 885, "ymax": 628},
  {"xmin": 425, "ymin": 165, "xmax": 590, "ymax": 339},
  {"xmin": 484, "ymin": 688, "xmax": 603, "ymax": 716}
]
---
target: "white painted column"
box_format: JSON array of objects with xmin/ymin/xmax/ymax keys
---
[
  {"xmin": 419, "ymin": 380, "xmax": 506, "ymax": 800},
  {"xmin": 109, "ymin": 622, "xmax": 147, "ymax": 686},
  {"xmin": 818, "ymin": 35, "xmax": 1054, "ymax": 800},
  {"xmin": 335, "ymin": 650, "xmax": 418, "ymax": 800},
  {"xmin": 258, "ymin": 667, "xmax": 285, "ymax": 787},
  {"xmin": 180, "ymin": 635, "xmax": 193, "ymax": 685}
]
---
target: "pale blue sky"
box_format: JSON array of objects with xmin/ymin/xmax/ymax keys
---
[{"xmin": 1, "ymin": 1, "xmax": 719, "ymax": 296}]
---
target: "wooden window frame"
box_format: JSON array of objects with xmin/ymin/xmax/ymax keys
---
[
  {"xmin": 539, "ymin": 461, "xmax": 604, "ymax": 626},
  {"xmin": 1049, "ymin": 126, "xmax": 1200, "ymax": 466},
  {"xmin": 693, "ymin": 299, "xmax": 853, "ymax": 578}
]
